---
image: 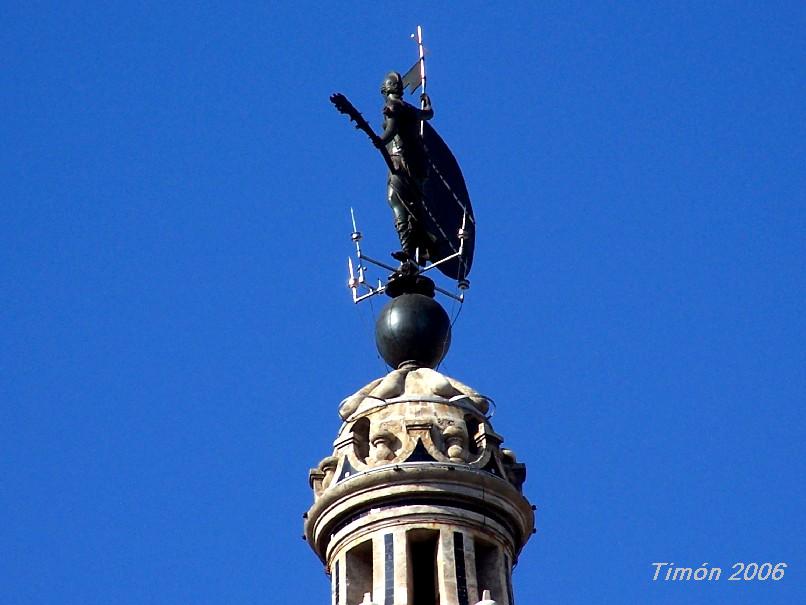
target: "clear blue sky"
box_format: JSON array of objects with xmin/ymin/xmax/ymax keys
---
[{"xmin": 2, "ymin": 2, "xmax": 804, "ymax": 604}]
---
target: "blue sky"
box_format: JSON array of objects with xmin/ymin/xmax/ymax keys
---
[{"xmin": 1, "ymin": 2, "xmax": 804, "ymax": 604}]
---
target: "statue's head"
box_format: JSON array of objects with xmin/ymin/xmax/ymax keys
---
[{"xmin": 380, "ymin": 71, "xmax": 403, "ymax": 96}]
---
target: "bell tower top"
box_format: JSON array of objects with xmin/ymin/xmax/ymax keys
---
[
  {"xmin": 307, "ymin": 25, "xmax": 535, "ymax": 605},
  {"xmin": 305, "ymin": 366, "xmax": 534, "ymax": 605}
]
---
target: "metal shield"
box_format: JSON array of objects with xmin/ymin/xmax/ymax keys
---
[{"xmin": 421, "ymin": 122, "xmax": 475, "ymax": 280}]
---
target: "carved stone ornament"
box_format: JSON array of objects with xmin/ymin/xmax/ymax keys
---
[{"xmin": 338, "ymin": 366, "xmax": 489, "ymax": 420}]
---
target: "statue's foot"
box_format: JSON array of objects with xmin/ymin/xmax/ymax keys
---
[{"xmin": 389, "ymin": 259, "xmax": 419, "ymax": 283}]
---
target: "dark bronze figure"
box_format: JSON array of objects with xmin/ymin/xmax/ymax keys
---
[
  {"xmin": 374, "ymin": 72, "xmax": 434, "ymax": 264},
  {"xmin": 331, "ymin": 67, "xmax": 475, "ymax": 288}
]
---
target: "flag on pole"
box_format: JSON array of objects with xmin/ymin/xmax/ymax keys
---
[{"xmin": 402, "ymin": 58, "xmax": 423, "ymax": 93}]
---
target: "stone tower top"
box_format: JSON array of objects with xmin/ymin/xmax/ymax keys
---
[
  {"xmin": 312, "ymin": 29, "xmax": 533, "ymax": 605},
  {"xmin": 305, "ymin": 366, "xmax": 533, "ymax": 605},
  {"xmin": 337, "ymin": 366, "xmax": 489, "ymax": 420}
]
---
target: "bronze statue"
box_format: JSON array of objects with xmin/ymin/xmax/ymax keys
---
[
  {"xmin": 330, "ymin": 53, "xmax": 475, "ymax": 292},
  {"xmin": 374, "ymin": 72, "xmax": 434, "ymax": 264}
]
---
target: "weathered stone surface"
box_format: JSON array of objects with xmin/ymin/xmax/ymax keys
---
[
  {"xmin": 338, "ymin": 367, "xmax": 490, "ymax": 420},
  {"xmin": 306, "ymin": 367, "xmax": 534, "ymax": 605}
]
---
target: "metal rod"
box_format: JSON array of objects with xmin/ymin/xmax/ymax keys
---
[
  {"xmin": 433, "ymin": 283, "xmax": 463, "ymax": 302},
  {"xmin": 414, "ymin": 25, "xmax": 425, "ymax": 136},
  {"xmin": 457, "ymin": 212, "xmax": 467, "ymax": 279},
  {"xmin": 419, "ymin": 251, "xmax": 461, "ymax": 274},
  {"xmin": 357, "ymin": 253, "xmax": 399, "ymax": 273},
  {"xmin": 355, "ymin": 287, "xmax": 386, "ymax": 304}
]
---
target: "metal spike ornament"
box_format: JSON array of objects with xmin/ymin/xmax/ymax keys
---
[{"xmin": 330, "ymin": 26, "xmax": 475, "ymax": 369}]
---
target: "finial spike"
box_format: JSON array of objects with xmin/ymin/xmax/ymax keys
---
[
  {"xmin": 476, "ymin": 589, "xmax": 497, "ymax": 605},
  {"xmin": 350, "ymin": 207, "xmax": 358, "ymax": 233}
]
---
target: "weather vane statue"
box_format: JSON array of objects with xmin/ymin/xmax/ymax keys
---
[
  {"xmin": 331, "ymin": 26, "xmax": 475, "ymax": 311},
  {"xmin": 309, "ymin": 32, "xmax": 534, "ymax": 605},
  {"xmin": 377, "ymin": 70, "xmax": 433, "ymax": 266}
]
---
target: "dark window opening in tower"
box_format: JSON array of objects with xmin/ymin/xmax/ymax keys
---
[
  {"xmin": 464, "ymin": 415, "xmax": 481, "ymax": 456},
  {"xmin": 474, "ymin": 539, "xmax": 503, "ymax": 601},
  {"xmin": 345, "ymin": 540, "xmax": 373, "ymax": 605},
  {"xmin": 352, "ymin": 417, "xmax": 370, "ymax": 462},
  {"xmin": 407, "ymin": 529, "xmax": 440, "ymax": 605}
]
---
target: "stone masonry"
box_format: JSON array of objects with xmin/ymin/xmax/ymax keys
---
[{"xmin": 305, "ymin": 367, "xmax": 535, "ymax": 605}]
